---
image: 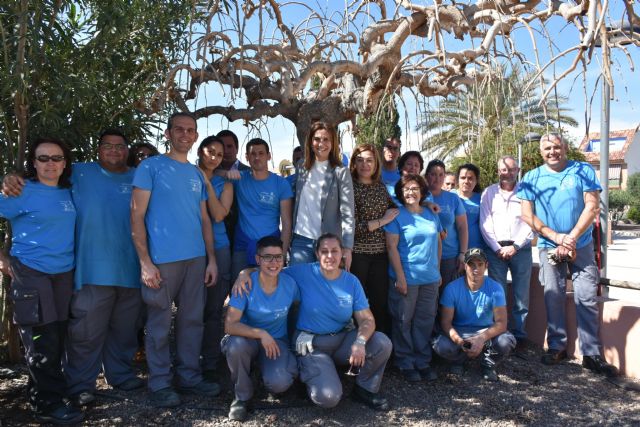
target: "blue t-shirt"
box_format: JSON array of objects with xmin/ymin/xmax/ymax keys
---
[
  {"xmin": 429, "ymin": 190, "xmax": 466, "ymax": 259},
  {"xmin": 286, "ymin": 173, "xmax": 297, "ymax": 196},
  {"xmin": 384, "ymin": 206, "xmax": 442, "ymax": 285},
  {"xmin": 72, "ymin": 163, "xmax": 140, "ymax": 289},
  {"xmin": 381, "ymin": 168, "xmax": 401, "ymax": 195},
  {"xmin": 228, "ymin": 271, "xmax": 300, "ymax": 340},
  {"xmin": 210, "ymin": 175, "xmax": 230, "ymax": 250},
  {"xmin": 233, "ymin": 171, "xmax": 293, "ymax": 240},
  {"xmin": 283, "ymin": 263, "xmax": 369, "ymax": 335},
  {"xmin": 132, "ymin": 155, "xmax": 208, "ymax": 264},
  {"xmin": 459, "ymin": 192, "xmax": 487, "ymax": 251},
  {"xmin": 517, "ymin": 161, "xmax": 601, "ymax": 249},
  {"xmin": 0, "ymin": 180, "xmax": 76, "ymax": 273},
  {"xmin": 440, "ymin": 276, "xmax": 506, "ymax": 328}
]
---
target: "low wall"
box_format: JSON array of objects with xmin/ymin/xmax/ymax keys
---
[{"xmin": 515, "ymin": 265, "xmax": 640, "ymax": 379}]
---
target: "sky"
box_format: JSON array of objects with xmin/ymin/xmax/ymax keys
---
[{"xmin": 160, "ymin": 1, "xmax": 640, "ymax": 169}]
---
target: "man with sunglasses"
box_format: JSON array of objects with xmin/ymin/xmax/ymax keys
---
[
  {"xmin": 2, "ymin": 129, "xmax": 145, "ymax": 406},
  {"xmin": 380, "ymin": 137, "xmax": 402, "ymax": 194},
  {"xmin": 222, "ymin": 236, "xmax": 299, "ymax": 422}
]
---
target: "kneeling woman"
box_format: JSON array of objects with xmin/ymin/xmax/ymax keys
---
[
  {"xmin": 235, "ymin": 233, "xmax": 392, "ymax": 411},
  {"xmin": 0, "ymin": 137, "xmax": 82, "ymax": 424},
  {"xmin": 222, "ymin": 236, "xmax": 299, "ymax": 422}
]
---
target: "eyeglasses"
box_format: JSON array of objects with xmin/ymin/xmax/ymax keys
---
[
  {"xmin": 384, "ymin": 145, "xmax": 400, "ymax": 152},
  {"xmin": 35, "ymin": 155, "xmax": 65, "ymax": 163},
  {"xmin": 402, "ymin": 186, "xmax": 421, "ymax": 193},
  {"xmin": 258, "ymin": 254, "xmax": 284, "ymax": 263},
  {"xmin": 100, "ymin": 143, "xmax": 128, "ymax": 151},
  {"xmin": 345, "ymin": 364, "xmax": 360, "ymax": 376}
]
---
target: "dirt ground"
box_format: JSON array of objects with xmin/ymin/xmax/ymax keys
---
[{"xmin": 1, "ymin": 343, "xmax": 639, "ymax": 427}]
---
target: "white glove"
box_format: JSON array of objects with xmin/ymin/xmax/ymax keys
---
[{"xmin": 296, "ymin": 331, "xmax": 315, "ymax": 356}]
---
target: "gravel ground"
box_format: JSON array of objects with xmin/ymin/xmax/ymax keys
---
[{"xmin": 1, "ymin": 343, "xmax": 639, "ymax": 426}]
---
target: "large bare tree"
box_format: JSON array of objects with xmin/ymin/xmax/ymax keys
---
[{"xmin": 141, "ymin": 0, "xmax": 639, "ymax": 143}]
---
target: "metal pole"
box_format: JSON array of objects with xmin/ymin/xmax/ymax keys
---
[
  {"xmin": 599, "ymin": 79, "xmax": 610, "ymax": 278},
  {"xmin": 517, "ymin": 142, "xmax": 522, "ymax": 181}
]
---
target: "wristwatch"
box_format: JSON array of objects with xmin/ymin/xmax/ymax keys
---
[
  {"xmin": 512, "ymin": 243, "xmax": 520, "ymax": 251},
  {"xmin": 354, "ymin": 336, "xmax": 367, "ymax": 346}
]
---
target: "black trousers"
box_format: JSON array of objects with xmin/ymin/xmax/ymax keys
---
[{"xmin": 350, "ymin": 252, "xmax": 391, "ymax": 335}]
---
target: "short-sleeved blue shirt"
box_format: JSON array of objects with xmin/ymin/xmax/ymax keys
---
[
  {"xmin": 429, "ymin": 190, "xmax": 466, "ymax": 259},
  {"xmin": 517, "ymin": 161, "xmax": 601, "ymax": 249},
  {"xmin": 381, "ymin": 168, "xmax": 401, "ymax": 195},
  {"xmin": 72, "ymin": 163, "xmax": 140, "ymax": 289},
  {"xmin": 210, "ymin": 175, "xmax": 230, "ymax": 250},
  {"xmin": 384, "ymin": 206, "xmax": 442, "ymax": 285},
  {"xmin": 228, "ymin": 271, "xmax": 300, "ymax": 340},
  {"xmin": 233, "ymin": 171, "xmax": 293, "ymax": 240},
  {"xmin": 459, "ymin": 192, "xmax": 487, "ymax": 251},
  {"xmin": 0, "ymin": 180, "xmax": 76, "ymax": 273},
  {"xmin": 440, "ymin": 276, "xmax": 506, "ymax": 329},
  {"xmin": 283, "ymin": 263, "xmax": 369, "ymax": 335},
  {"xmin": 132, "ymin": 155, "xmax": 208, "ymax": 264}
]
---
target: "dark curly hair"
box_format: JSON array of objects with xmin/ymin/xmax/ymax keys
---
[
  {"xmin": 395, "ymin": 173, "xmax": 429, "ymax": 206},
  {"xmin": 24, "ymin": 137, "xmax": 73, "ymax": 188}
]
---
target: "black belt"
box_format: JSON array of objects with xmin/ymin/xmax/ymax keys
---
[{"xmin": 498, "ymin": 240, "xmax": 515, "ymax": 247}]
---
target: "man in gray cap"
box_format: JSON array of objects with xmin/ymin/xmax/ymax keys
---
[{"xmin": 432, "ymin": 248, "xmax": 516, "ymax": 381}]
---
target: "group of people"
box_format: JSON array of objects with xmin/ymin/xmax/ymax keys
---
[{"xmin": 0, "ymin": 113, "xmax": 618, "ymax": 424}]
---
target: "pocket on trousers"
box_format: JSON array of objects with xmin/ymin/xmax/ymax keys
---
[{"xmin": 11, "ymin": 288, "xmax": 40, "ymax": 326}]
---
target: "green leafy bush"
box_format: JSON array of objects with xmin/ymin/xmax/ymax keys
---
[{"xmin": 627, "ymin": 206, "xmax": 640, "ymax": 224}]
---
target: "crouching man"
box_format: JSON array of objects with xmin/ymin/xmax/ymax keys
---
[
  {"xmin": 222, "ymin": 236, "xmax": 299, "ymax": 422},
  {"xmin": 433, "ymin": 248, "xmax": 516, "ymax": 381}
]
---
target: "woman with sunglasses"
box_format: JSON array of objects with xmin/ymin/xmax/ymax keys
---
[
  {"xmin": 196, "ymin": 135, "xmax": 234, "ymax": 381},
  {"xmin": 232, "ymin": 233, "xmax": 392, "ymax": 411},
  {"xmin": 127, "ymin": 142, "xmax": 159, "ymax": 167},
  {"xmin": 385, "ymin": 174, "xmax": 442, "ymax": 383},
  {"xmin": 0, "ymin": 137, "xmax": 83, "ymax": 424},
  {"xmin": 222, "ymin": 236, "xmax": 299, "ymax": 422}
]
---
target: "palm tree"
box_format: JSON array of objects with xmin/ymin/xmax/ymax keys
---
[{"xmin": 417, "ymin": 64, "xmax": 578, "ymax": 160}]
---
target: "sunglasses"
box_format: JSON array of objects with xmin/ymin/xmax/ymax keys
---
[
  {"xmin": 384, "ymin": 145, "xmax": 400, "ymax": 151},
  {"xmin": 258, "ymin": 254, "xmax": 284, "ymax": 262},
  {"xmin": 36, "ymin": 155, "xmax": 65, "ymax": 163}
]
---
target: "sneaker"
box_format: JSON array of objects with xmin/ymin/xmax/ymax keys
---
[
  {"xmin": 351, "ymin": 384, "xmax": 389, "ymax": 411},
  {"xmin": 150, "ymin": 387, "xmax": 181, "ymax": 408},
  {"xmin": 228, "ymin": 398, "xmax": 249, "ymax": 421},
  {"xmin": 541, "ymin": 349, "xmax": 567, "ymax": 365},
  {"xmin": 202, "ymin": 369, "xmax": 219, "ymax": 383},
  {"xmin": 482, "ymin": 366, "xmax": 498, "ymax": 382},
  {"xmin": 418, "ymin": 366, "xmax": 438, "ymax": 382},
  {"xmin": 35, "ymin": 402, "xmax": 84, "ymax": 425},
  {"xmin": 177, "ymin": 380, "xmax": 221, "ymax": 397},
  {"xmin": 71, "ymin": 391, "xmax": 95, "ymax": 406},
  {"xmin": 400, "ymin": 368, "xmax": 421, "ymax": 383},
  {"xmin": 582, "ymin": 355, "xmax": 619, "ymax": 377},
  {"xmin": 115, "ymin": 377, "xmax": 145, "ymax": 391},
  {"xmin": 449, "ymin": 363, "xmax": 464, "ymax": 376}
]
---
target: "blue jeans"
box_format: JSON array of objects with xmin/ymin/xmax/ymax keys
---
[
  {"xmin": 289, "ymin": 234, "xmax": 317, "ymax": 265},
  {"xmin": 538, "ymin": 244, "xmax": 601, "ymax": 356},
  {"xmin": 432, "ymin": 326, "xmax": 516, "ymax": 367},
  {"xmin": 486, "ymin": 247, "xmax": 532, "ymax": 339}
]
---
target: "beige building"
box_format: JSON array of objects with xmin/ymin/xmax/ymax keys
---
[{"xmin": 578, "ymin": 126, "xmax": 640, "ymax": 190}]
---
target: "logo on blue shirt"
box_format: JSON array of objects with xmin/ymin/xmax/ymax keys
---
[
  {"xmin": 189, "ymin": 179, "xmax": 202, "ymax": 192},
  {"xmin": 59, "ymin": 200, "xmax": 75, "ymax": 212},
  {"xmin": 258, "ymin": 191, "xmax": 277, "ymax": 206}
]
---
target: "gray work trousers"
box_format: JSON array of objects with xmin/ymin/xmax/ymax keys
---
[
  {"xmin": 388, "ymin": 282, "xmax": 439, "ymax": 370},
  {"xmin": 65, "ymin": 285, "xmax": 142, "ymax": 394},
  {"xmin": 432, "ymin": 326, "xmax": 516, "ymax": 366},
  {"xmin": 440, "ymin": 257, "xmax": 460, "ymax": 288},
  {"xmin": 142, "ymin": 257, "xmax": 206, "ymax": 391},
  {"xmin": 221, "ymin": 335, "xmax": 297, "ymax": 401},
  {"xmin": 295, "ymin": 329, "xmax": 392, "ymax": 408},
  {"xmin": 539, "ymin": 244, "xmax": 601, "ymax": 356},
  {"xmin": 202, "ymin": 247, "xmax": 231, "ymax": 371}
]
